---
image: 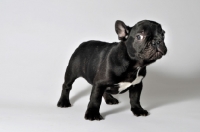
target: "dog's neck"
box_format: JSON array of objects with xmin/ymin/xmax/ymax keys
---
[{"xmin": 109, "ymin": 42, "xmax": 144, "ymax": 70}]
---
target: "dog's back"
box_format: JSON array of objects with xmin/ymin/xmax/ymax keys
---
[{"xmin": 68, "ymin": 40, "xmax": 117, "ymax": 84}]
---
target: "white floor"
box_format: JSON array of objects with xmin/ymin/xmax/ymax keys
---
[{"xmin": 1, "ymin": 71, "xmax": 200, "ymax": 132}]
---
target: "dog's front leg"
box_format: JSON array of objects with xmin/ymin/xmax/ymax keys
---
[
  {"xmin": 85, "ymin": 84, "xmax": 105, "ymax": 121},
  {"xmin": 129, "ymin": 82, "xmax": 149, "ymax": 117}
]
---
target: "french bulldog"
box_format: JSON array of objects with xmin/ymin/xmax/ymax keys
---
[{"xmin": 57, "ymin": 20, "xmax": 167, "ymax": 121}]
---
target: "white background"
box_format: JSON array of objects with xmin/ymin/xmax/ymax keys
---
[{"xmin": 1, "ymin": 0, "xmax": 200, "ymax": 132}]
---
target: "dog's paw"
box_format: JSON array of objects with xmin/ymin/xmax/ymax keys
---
[
  {"xmin": 57, "ymin": 99, "xmax": 71, "ymax": 108},
  {"xmin": 131, "ymin": 108, "xmax": 149, "ymax": 117},
  {"xmin": 85, "ymin": 110, "xmax": 104, "ymax": 121},
  {"xmin": 105, "ymin": 97, "xmax": 119, "ymax": 105}
]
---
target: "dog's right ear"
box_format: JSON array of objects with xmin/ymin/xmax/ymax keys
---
[{"xmin": 115, "ymin": 20, "xmax": 130, "ymax": 40}]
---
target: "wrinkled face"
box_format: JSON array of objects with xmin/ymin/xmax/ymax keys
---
[
  {"xmin": 115, "ymin": 20, "xmax": 167, "ymax": 63},
  {"xmin": 126, "ymin": 20, "xmax": 167, "ymax": 61}
]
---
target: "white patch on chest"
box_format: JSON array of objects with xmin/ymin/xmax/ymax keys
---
[{"xmin": 118, "ymin": 67, "xmax": 143, "ymax": 93}]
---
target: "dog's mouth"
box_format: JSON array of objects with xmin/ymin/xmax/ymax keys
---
[
  {"xmin": 155, "ymin": 51, "xmax": 163, "ymax": 59},
  {"xmin": 138, "ymin": 42, "xmax": 167, "ymax": 61},
  {"xmin": 139, "ymin": 50, "xmax": 163, "ymax": 60},
  {"xmin": 149, "ymin": 44, "xmax": 167, "ymax": 60},
  {"xmin": 149, "ymin": 51, "xmax": 164, "ymax": 60}
]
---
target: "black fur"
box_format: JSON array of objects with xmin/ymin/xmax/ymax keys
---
[{"xmin": 57, "ymin": 20, "xmax": 167, "ymax": 121}]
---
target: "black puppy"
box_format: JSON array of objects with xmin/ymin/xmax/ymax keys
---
[{"xmin": 57, "ymin": 20, "xmax": 167, "ymax": 121}]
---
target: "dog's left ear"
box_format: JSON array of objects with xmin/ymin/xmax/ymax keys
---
[{"xmin": 115, "ymin": 20, "xmax": 130, "ymax": 40}]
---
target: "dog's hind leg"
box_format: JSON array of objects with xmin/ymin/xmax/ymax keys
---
[
  {"xmin": 103, "ymin": 92, "xmax": 119, "ymax": 105},
  {"xmin": 57, "ymin": 65, "xmax": 77, "ymax": 108}
]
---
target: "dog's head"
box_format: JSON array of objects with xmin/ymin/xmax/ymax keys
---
[{"xmin": 115, "ymin": 20, "xmax": 167, "ymax": 64}]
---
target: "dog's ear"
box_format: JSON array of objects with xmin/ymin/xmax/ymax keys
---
[{"xmin": 115, "ymin": 20, "xmax": 130, "ymax": 40}]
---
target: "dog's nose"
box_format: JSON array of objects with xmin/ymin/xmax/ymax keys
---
[
  {"xmin": 152, "ymin": 40, "xmax": 161, "ymax": 47},
  {"xmin": 157, "ymin": 41, "xmax": 161, "ymax": 45}
]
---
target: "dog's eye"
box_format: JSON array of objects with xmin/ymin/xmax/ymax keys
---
[{"xmin": 136, "ymin": 35, "xmax": 143, "ymax": 40}]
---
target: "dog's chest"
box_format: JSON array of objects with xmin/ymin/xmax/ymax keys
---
[
  {"xmin": 118, "ymin": 68, "xmax": 143, "ymax": 93},
  {"xmin": 118, "ymin": 76, "xmax": 143, "ymax": 93},
  {"xmin": 105, "ymin": 67, "xmax": 144, "ymax": 94}
]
